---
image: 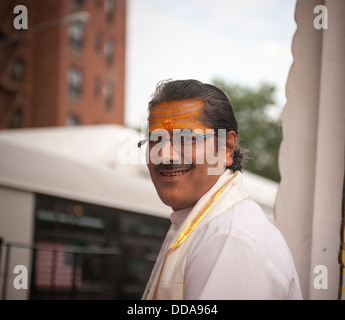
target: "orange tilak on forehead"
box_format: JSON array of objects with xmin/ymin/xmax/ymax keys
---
[{"xmin": 149, "ymin": 99, "xmax": 210, "ymax": 132}]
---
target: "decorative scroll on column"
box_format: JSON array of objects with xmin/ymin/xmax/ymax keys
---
[
  {"xmin": 276, "ymin": 0, "xmax": 345, "ymax": 300},
  {"xmin": 275, "ymin": 0, "xmax": 323, "ymax": 299}
]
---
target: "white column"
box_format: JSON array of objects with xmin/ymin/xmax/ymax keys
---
[
  {"xmin": 308, "ymin": 0, "xmax": 345, "ymax": 300},
  {"xmin": 276, "ymin": 0, "xmax": 345, "ymax": 300},
  {"xmin": 275, "ymin": 0, "xmax": 323, "ymax": 300}
]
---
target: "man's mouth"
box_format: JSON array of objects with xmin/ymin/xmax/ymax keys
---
[
  {"xmin": 160, "ymin": 170, "xmax": 190, "ymax": 177},
  {"xmin": 156, "ymin": 164, "xmax": 194, "ymax": 177}
]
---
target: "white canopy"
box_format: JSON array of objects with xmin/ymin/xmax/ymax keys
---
[{"xmin": 0, "ymin": 124, "xmax": 277, "ymax": 220}]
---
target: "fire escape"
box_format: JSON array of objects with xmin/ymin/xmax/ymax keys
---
[{"xmin": 0, "ymin": 1, "xmax": 30, "ymax": 129}]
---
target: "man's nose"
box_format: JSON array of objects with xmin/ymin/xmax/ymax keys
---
[{"xmin": 159, "ymin": 138, "xmax": 181, "ymax": 164}]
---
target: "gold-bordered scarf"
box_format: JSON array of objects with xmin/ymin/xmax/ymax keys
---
[{"xmin": 142, "ymin": 169, "xmax": 250, "ymax": 300}]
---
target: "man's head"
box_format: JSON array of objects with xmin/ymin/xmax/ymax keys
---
[{"xmin": 145, "ymin": 79, "xmax": 248, "ymax": 211}]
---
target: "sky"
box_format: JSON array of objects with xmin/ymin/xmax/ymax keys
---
[{"xmin": 124, "ymin": 0, "xmax": 297, "ymax": 128}]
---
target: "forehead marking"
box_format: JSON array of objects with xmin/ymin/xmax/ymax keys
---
[
  {"xmin": 151, "ymin": 112, "xmax": 199, "ymax": 122},
  {"xmin": 149, "ymin": 100, "xmax": 209, "ymax": 131},
  {"xmin": 162, "ymin": 119, "xmax": 172, "ymax": 129},
  {"xmin": 150, "ymin": 102, "xmax": 204, "ymax": 114}
]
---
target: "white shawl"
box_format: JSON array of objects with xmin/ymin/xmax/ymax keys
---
[{"xmin": 142, "ymin": 169, "xmax": 250, "ymax": 300}]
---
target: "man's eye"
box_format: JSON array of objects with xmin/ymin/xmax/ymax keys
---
[
  {"xmin": 149, "ymin": 135, "xmax": 163, "ymax": 142},
  {"xmin": 181, "ymin": 136, "xmax": 195, "ymax": 144},
  {"xmin": 149, "ymin": 136, "xmax": 162, "ymax": 146}
]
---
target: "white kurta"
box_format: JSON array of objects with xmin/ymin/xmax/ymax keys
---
[{"xmin": 149, "ymin": 199, "xmax": 302, "ymax": 300}]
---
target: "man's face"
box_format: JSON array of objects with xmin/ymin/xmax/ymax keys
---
[{"xmin": 147, "ymin": 99, "xmax": 236, "ymax": 211}]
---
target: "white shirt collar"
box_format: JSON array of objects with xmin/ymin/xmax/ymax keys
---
[{"xmin": 170, "ymin": 207, "xmax": 193, "ymax": 228}]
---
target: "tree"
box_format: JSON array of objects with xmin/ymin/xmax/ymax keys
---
[{"xmin": 213, "ymin": 79, "xmax": 282, "ymax": 182}]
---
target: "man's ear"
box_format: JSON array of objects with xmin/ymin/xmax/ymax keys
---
[{"xmin": 225, "ymin": 131, "xmax": 237, "ymax": 167}]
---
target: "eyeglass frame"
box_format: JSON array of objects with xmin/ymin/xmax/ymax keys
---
[{"xmin": 137, "ymin": 130, "xmax": 217, "ymax": 153}]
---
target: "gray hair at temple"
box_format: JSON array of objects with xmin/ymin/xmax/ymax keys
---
[{"xmin": 148, "ymin": 79, "xmax": 249, "ymax": 172}]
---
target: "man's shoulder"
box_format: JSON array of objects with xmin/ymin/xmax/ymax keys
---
[
  {"xmin": 204, "ymin": 198, "xmax": 289, "ymax": 251},
  {"xmin": 194, "ymin": 198, "xmax": 268, "ymax": 240},
  {"xmin": 213, "ymin": 198, "xmax": 269, "ymax": 231},
  {"xmin": 225, "ymin": 199, "xmax": 296, "ymax": 270},
  {"xmin": 230, "ymin": 198, "xmax": 272, "ymax": 231}
]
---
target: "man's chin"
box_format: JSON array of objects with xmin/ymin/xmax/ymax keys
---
[{"xmin": 160, "ymin": 197, "xmax": 194, "ymax": 212}]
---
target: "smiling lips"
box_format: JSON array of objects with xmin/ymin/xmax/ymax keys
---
[
  {"xmin": 159, "ymin": 169, "xmax": 190, "ymax": 177},
  {"xmin": 157, "ymin": 164, "xmax": 193, "ymax": 178}
]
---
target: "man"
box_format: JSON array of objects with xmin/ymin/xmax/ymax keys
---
[{"xmin": 140, "ymin": 79, "xmax": 302, "ymax": 300}]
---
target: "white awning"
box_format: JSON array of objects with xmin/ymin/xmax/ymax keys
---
[{"xmin": 0, "ymin": 124, "xmax": 278, "ymax": 220}]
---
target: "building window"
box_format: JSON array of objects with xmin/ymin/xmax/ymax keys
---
[
  {"xmin": 104, "ymin": 80, "xmax": 113, "ymax": 110},
  {"xmin": 67, "ymin": 67, "xmax": 83, "ymax": 100},
  {"xmin": 104, "ymin": 39, "xmax": 114, "ymax": 66},
  {"xmin": 31, "ymin": 193, "xmax": 170, "ymax": 300},
  {"xmin": 70, "ymin": 0, "xmax": 84, "ymax": 10},
  {"xmin": 10, "ymin": 59, "xmax": 26, "ymax": 82},
  {"xmin": 104, "ymin": 0, "xmax": 115, "ymax": 23},
  {"xmin": 68, "ymin": 22, "xmax": 85, "ymax": 52},
  {"xmin": 66, "ymin": 113, "xmax": 81, "ymax": 126}
]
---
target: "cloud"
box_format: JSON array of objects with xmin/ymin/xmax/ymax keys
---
[
  {"xmin": 260, "ymin": 41, "xmax": 292, "ymax": 61},
  {"xmin": 125, "ymin": 0, "xmax": 297, "ymax": 127}
]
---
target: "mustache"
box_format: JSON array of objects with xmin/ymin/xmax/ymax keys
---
[{"xmin": 156, "ymin": 163, "xmax": 195, "ymax": 171}]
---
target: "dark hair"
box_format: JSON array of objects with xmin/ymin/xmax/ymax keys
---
[{"xmin": 148, "ymin": 79, "xmax": 249, "ymax": 172}]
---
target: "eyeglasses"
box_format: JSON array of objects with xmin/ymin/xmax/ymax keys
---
[{"xmin": 137, "ymin": 130, "xmax": 216, "ymax": 155}]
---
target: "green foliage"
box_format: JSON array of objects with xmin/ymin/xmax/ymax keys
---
[{"xmin": 213, "ymin": 79, "xmax": 282, "ymax": 182}]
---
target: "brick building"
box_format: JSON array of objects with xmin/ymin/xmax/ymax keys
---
[{"xmin": 0, "ymin": 0, "xmax": 126, "ymax": 129}]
